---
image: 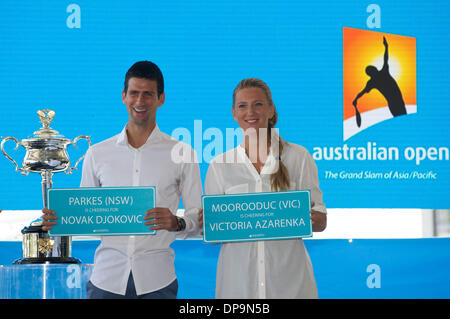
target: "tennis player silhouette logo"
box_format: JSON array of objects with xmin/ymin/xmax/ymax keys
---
[
  {"xmin": 352, "ymin": 36, "xmax": 406, "ymax": 127},
  {"xmin": 343, "ymin": 27, "xmax": 416, "ymax": 141}
]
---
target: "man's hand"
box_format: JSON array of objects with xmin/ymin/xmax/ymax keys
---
[
  {"xmin": 310, "ymin": 201, "xmax": 327, "ymax": 232},
  {"xmin": 41, "ymin": 208, "xmax": 58, "ymax": 231},
  {"xmin": 144, "ymin": 207, "xmax": 178, "ymax": 231}
]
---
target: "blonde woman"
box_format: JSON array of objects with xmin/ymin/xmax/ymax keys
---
[{"xmin": 199, "ymin": 78, "xmax": 327, "ymax": 299}]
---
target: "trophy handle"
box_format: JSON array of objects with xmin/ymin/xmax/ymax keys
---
[
  {"xmin": 1, "ymin": 136, "xmax": 28, "ymax": 175},
  {"xmin": 66, "ymin": 135, "xmax": 91, "ymax": 174}
]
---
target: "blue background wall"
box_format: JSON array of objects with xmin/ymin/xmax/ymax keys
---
[
  {"xmin": 1, "ymin": 238, "xmax": 449, "ymax": 299},
  {"xmin": 0, "ymin": 1, "xmax": 449, "ymax": 209}
]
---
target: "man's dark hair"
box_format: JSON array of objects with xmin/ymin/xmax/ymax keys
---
[{"xmin": 124, "ymin": 61, "xmax": 164, "ymax": 97}]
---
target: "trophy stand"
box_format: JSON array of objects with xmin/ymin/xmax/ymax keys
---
[
  {"xmin": 1, "ymin": 109, "xmax": 90, "ymax": 264},
  {"xmin": 41, "ymin": 170, "xmax": 53, "ymax": 211}
]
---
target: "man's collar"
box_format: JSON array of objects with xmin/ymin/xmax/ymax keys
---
[{"xmin": 116, "ymin": 124, "xmax": 161, "ymax": 148}]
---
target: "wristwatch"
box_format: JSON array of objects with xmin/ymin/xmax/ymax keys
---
[{"xmin": 176, "ymin": 216, "xmax": 186, "ymax": 231}]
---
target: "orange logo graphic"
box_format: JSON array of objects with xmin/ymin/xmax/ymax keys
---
[{"xmin": 343, "ymin": 27, "xmax": 416, "ymax": 140}]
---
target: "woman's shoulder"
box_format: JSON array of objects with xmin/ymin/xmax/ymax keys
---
[
  {"xmin": 283, "ymin": 140, "xmax": 311, "ymax": 158},
  {"xmin": 281, "ymin": 141, "xmax": 319, "ymax": 173}
]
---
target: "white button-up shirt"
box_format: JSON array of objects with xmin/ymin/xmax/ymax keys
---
[
  {"xmin": 80, "ymin": 125, "xmax": 202, "ymax": 295},
  {"xmin": 205, "ymin": 136, "xmax": 326, "ymax": 299}
]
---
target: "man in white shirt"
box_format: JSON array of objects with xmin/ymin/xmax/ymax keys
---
[{"xmin": 42, "ymin": 61, "xmax": 202, "ymax": 299}]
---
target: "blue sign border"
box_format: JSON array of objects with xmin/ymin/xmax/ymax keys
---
[
  {"xmin": 202, "ymin": 190, "xmax": 312, "ymax": 243},
  {"xmin": 48, "ymin": 186, "xmax": 156, "ymax": 236}
]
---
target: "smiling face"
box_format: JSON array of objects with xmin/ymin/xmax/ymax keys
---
[
  {"xmin": 232, "ymin": 87, "xmax": 275, "ymax": 133},
  {"xmin": 122, "ymin": 77, "xmax": 165, "ymax": 128}
]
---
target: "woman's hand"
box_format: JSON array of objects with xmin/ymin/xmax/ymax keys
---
[{"xmin": 310, "ymin": 201, "xmax": 327, "ymax": 232}]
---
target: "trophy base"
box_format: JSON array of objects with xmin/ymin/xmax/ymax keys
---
[{"xmin": 13, "ymin": 257, "xmax": 81, "ymax": 264}]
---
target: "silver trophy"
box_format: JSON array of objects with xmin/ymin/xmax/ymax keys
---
[{"xmin": 1, "ymin": 109, "xmax": 91, "ymax": 264}]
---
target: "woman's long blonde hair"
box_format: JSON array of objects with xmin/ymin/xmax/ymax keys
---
[{"xmin": 232, "ymin": 78, "xmax": 290, "ymax": 191}]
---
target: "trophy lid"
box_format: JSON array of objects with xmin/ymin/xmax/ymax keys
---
[{"xmin": 29, "ymin": 109, "xmax": 67, "ymax": 139}]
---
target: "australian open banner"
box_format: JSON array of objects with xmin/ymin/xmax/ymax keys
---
[
  {"xmin": 202, "ymin": 190, "xmax": 312, "ymax": 243},
  {"xmin": 1, "ymin": 2, "xmax": 448, "ymax": 210},
  {"xmin": 48, "ymin": 187, "xmax": 156, "ymax": 236}
]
